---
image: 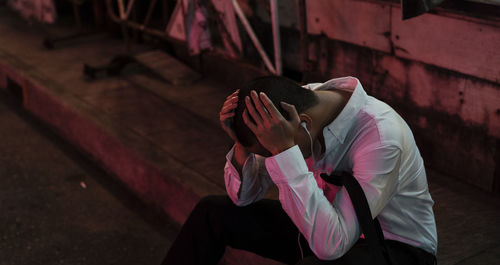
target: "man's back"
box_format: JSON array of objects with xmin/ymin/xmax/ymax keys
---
[{"xmin": 353, "ymin": 96, "xmax": 437, "ymax": 254}]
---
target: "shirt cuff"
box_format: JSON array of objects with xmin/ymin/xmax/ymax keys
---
[
  {"xmin": 225, "ymin": 145, "xmax": 238, "ymax": 171},
  {"xmin": 265, "ymin": 145, "xmax": 309, "ymax": 184},
  {"xmin": 225, "ymin": 144, "xmax": 256, "ymax": 176}
]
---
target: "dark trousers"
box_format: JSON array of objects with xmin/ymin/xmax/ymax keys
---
[{"xmin": 162, "ymin": 195, "xmax": 435, "ymax": 265}]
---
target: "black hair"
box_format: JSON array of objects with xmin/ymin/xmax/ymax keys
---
[{"xmin": 234, "ymin": 76, "xmax": 319, "ymax": 147}]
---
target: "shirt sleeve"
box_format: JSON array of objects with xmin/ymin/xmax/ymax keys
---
[
  {"xmin": 265, "ymin": 144, "xmax": 401, "ymax": 260},
  {"xmin": 302, "ymin": 83, "xmax": 323, "ymax": 90},
  {"xmin": 224, "ymin": 145, "xmax": 274, "ymax": 206}
]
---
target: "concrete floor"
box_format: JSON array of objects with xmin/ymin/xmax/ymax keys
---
[
  {"xmin": 0, "ymin": 96, "xmax": 177, "ymax": 265},
  {"xmin": 1, "ymin": 5, "xmax": 500, "ymax": 265}
]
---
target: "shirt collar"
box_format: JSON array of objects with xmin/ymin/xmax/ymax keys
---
[{"xmin": 311, "ymin": 76, "xmax": 368, "ymax": 145}]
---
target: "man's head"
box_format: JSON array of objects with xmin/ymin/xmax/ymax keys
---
[{"xmin": 234, "ymin": 76, "xmax": 319, "ymax": 155}]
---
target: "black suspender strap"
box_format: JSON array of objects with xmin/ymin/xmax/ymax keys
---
[{"xmin": 320, "ymin": 172, "xmax": 393, "ymax": 265}]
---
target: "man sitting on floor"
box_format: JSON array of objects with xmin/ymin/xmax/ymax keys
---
[{"xmin": 162, "ymin": 76, "xmax": 437, "ymax": 265}]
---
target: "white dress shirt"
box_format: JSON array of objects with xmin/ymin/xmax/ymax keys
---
[{"xmin": 224, "ymin": 77, "xmax": 438, "ymax": 260}]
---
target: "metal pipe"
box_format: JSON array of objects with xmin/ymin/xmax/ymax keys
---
[
  {"xmin": 232, "ymin": 0, "xmax": 276, "ymax": 74},
  {"xmin": 270, "ymin": 0, "xmax": 282, "ymax": 75},
  {"xmin": 116, "ymin": 0, "xmax": 135, "ymax": 20},
  {"xmin": 117, "ymin": 0, "xmax": 125, "ymax": 19},
  {"xmin": 143, "ymin": 0, "xmax": 159, "ymax": 27},
  {"xmin": 105, "ymin": 0, "xmax": 181, "ymax": 44},
  {"xmin": 124, "ymin": 0, "xmax": 135, "ymax": 20}
]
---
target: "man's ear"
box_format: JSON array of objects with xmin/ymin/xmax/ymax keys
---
[{"xmin": 298, "ymin": 113, "xmax": 312, "ymax": 130}]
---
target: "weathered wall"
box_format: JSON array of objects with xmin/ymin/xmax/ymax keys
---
[
  {"xmin": 305, "ymin": 37, "xmax": 499, "ymax": 192},
  {"xmin": 247, "ymin": 0, "xmax": 500, "ymax": 192}
]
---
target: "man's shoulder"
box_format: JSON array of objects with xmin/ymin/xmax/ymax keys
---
[{"xmin": 355, "ymin": 98, "xmax": 408, "ymax": 147}]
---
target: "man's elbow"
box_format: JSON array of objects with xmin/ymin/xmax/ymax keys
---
[
  {"xmin": 227, "ymin": 192, "xmax": 255, "ymax": 207},
  {"xmin": 233, "ymin": 198, "xmax": 252, "ymax": 207},
  {"xmin": 310, "ymin": 238, "xmax": 351, "ymax": 261},
  {"xmin": 312, "ymin": 248, "xmax": 345, "ymax": 261}
]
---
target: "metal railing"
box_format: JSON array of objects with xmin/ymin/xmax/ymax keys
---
[{"xmin": 106, "ymin": 0, "xmax": 282, "ymax": 75}]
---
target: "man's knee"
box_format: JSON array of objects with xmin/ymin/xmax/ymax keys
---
[
  {"xmin": 191, "ymin": 195, "xmax": 233, "ymax": 217},
  {"xmin": 184, "ymin": 195, "xmax": 235, "ymax": 236}
]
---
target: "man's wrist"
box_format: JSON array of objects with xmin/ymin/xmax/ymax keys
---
[
  {"xmin": 234, "ymin": 142, "xmax": 249, "ymax": 156},
  {"xmin": 265, "ymin": 145, "xmax": 308, "ymax": 185},
  {"xmin": 270, "ymin": 143, "xmax": 296, "ymax": 156},
  {"xmin": 233, "ymin": 142, "xmax": 250, "ymax": 172}
]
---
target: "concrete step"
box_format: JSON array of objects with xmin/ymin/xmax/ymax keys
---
[
  {"xmin": 134, "ymin": 50, "xmax": 202, "ymax": 85},
  {"xmin": 0, "ymin": 93, "xmax": 176, "ymax": 265}
]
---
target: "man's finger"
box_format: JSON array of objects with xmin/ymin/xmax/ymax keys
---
[
  {"xmin": 224, "ymin": 96, "xmax": 238, "ymax": 106},
  {"xmin": 220, "ymin": 112, "xmax": 235, "ymax": 121},
  {"xmin": 280, "ymin": 102, "xmax": 300, "ymax": 124},
  {"xmin": 223, "ymin": 99, "xmax": 237, "ymax": 107},
  {"xmin": 243, "ymin": 109, "xmax": 258, "ymax": 132},
  {"xmin": 221, "ymin": 103, "xmax": 237, "ymax": 113},
  {"xmin": 245, "ymin": 96, "xmax": 263, "ymax": 124},
  {"xmin": 226, "ymin": 89, "xmax": 239, "ymax": 99},
  {"xmin": 251, "ymin": 90, "xmax": 271, "ymax": 121},
  {"xmin": 259, "ymin": 92, "xmax": 282, "ymax": 121},
  {"xmin": 222, "ymin": 98, "xmax": 237, "ymax": 109}
]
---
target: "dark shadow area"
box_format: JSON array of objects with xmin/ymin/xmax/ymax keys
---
[{"xmin": 0, "ymin": 88, "xmax": 180, "ymax": 239}]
